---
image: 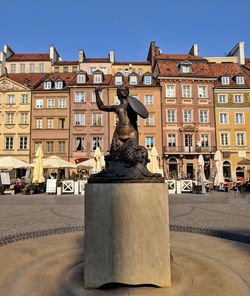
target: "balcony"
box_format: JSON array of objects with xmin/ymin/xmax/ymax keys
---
[{"xmin": 164, "ymin": 146, "xmax": 216, "ymax": 154}]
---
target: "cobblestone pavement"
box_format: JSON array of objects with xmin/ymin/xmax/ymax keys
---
[{"xmin": 0, "ymin": 191, "xmax": 249, "ymax": 238}]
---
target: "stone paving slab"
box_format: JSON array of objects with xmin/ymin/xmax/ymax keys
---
[{"xmin": 0, "ymin": 232, "xmax": 249, "ymax": 296}]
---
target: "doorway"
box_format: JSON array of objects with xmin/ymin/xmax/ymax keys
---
[{"xmin": 186, "ymin": 163, "xmax": 194, "ymax": 179}]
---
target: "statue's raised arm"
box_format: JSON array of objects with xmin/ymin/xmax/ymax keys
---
[{"xmin": 95, "ymin": 87, "xmax": 115, "ymax": 112}]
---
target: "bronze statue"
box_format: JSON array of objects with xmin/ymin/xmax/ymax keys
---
[{"xmin": 89, "ymin": 86, "xmax": 163, "ymax": 182}]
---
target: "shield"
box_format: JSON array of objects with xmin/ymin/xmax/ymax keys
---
[{"xmin": 127, "ymin": 96, "xmax": 149, "ymax": 119}]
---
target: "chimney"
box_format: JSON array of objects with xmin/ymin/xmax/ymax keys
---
[
  {"xmin": 79, "ymin": 49, "xmax": 86, "ymax": 63},
  {"xmin": 109, "ymin": 50, "xmax": 115, "ymax": 63},
  {"xmin": 189, "ymin": 44, "xmax": 199, "ymax": 56},
  {"xmin": 0, "ymin": 51, "xmax": 6, "ymax": 76}
]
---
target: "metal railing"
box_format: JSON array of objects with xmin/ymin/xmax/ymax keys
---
[{"xmin": 164, "ymin": 146, "xmax": 216, "ymax": 153}]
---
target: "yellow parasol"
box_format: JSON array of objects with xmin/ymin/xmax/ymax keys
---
[{"xmin": 32, "ymin": 146, "xmax": 45, "ymax": 183}]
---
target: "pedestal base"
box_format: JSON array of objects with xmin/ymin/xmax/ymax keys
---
[{"xmin": 84, "ymin": 183, "xmax": 171, "ymax": 289}]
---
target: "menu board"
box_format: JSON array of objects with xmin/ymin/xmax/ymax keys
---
[{"xmin": 46, "ymin": 179, "xmax": 57, "ymax": 193}]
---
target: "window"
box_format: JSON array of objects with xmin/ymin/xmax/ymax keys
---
[
  {"xmin": 168, "ymin": 134, "xmax": 176, "ymax": 147},
  {"xmin": 201, "ymin": 134, "xmax": 209, "ymax": 147},
  {"xmin": 114, "ymin": 95, "xmax": 120, "ymax": 105},
  {"xmin": 129, "ymin": 75, "xmax": 137, "ymax": 85},
  {"xmin": 10, "ymin": 64, "xmax": 16, "ymax": 73},
  {"xmin": 221, "ymin": 76, "xmax": 230, "ymax": 84},
  {"xmin": 58, "ymin": 98, "xmax": 66, "ymax": 108},
  {"xmin": 223, "ymin": 161, "xmax": 231, "ymax": 178},
  {"xmin": 100, "ymin": 67, "xmax": 107, "ymax": 74},
  {"xmin": 236, "ymin": 76, "xmax": 244, "ymax": 84},
  {"xmin": 145, "ymin": 113, "xmax": 154, "ymax": 126},
  {"xmin": 219, "ymin": 113, "xmax": 228, "ymax": 124},
  {"xmin": 182, "ymin": 85, "xmax": 191, "ymax": 98},
  {"xmin": 35, "ymin": 118, "xmax": 43, "ymax": 129},
  {"xmin": 143, "ymin": 75, "xmax": 152, "ymax": 85},
  {"xmin": 115, "ymin": 76, "xmax": 123, "ymax": 85},
  {"xmin": 144, "ymin": 95, "xmax": 153, "ymax": 105},
  {"xmin": 183, "ymin": 110, "xmax": 192, "ymax": 122},
  {"xmin": 77, "ymin": 74, "xmax": 86, "ymax": 83},
  {"xmin": 235, "ymin": 113, "xmax": 244, "ymax": 124},
  {"xmin": 7, "ymin": 95, "xmax": 15, "ymax": 104},
  {"xmin": 58, "ymin": 118, "xmax": 65, "ymax": 129},
  {"xmin": 47, "ymin": 118, "xmax": 54, "ymax": 129},
  {"xmin": 145, "ymin": 136, "xmax": 154, "ymax": 148},
  {"xmin": 46, "ymin": 141, "xmax": 54, "ymax": 153},
  {"xmin": 218, "ymin": 94, "xmax": 228, "ymax": 103},
  {"xmin": 75, "ymin": 113, "xmax": 85, "ymax": 126},
  {"xmin": 29, "ymin": 63, "xmax": 35, "ymax": 73},
  {"xmin": 75, "ymin": 92, "xmax": 85, "ymax": 102},
  {"xmin": 54, "ymin": 67, "xmax": 59, "ymax": 73},
  {"xmin": 166, "ymin": 85, "xmax": 175, "ymax": 97},
  {"xmin": 20, "ymin": 113, "xmax": 28, "ymax": 124},
  {"xmin": 76, "ymin": 137, "xmax": 84, "ymax": 151},
  {"xmin": 184, "ymin": 134, "xmax": 193, "ymax": 147},
  {"xmin": 167, "ymin": 110, "xmax": 176, "ymax": 122},
  {"xmin": 236, "ymin": 133, "xmax": 246, "ymax": 146},
  {"xmin": 220, "ymin": 133, "xmax": 229, "ymax": 146},
  {"xmin": 72, "ymin": 66, "xmax": 78, "ymax": 72},
  {"xmin": 44, "ymin": 81, "xmax": 52, "ymax": 89},
  {"xmin": 47, "ymin": 98, "xmax": 55, "ymax": 108},
  {"xmin": 199, "ymin": 110, "xmax": 208, "ymax": 123},
  {"xmin": 92, "ymin": 114, "xmax": 102, "ymax": 126},
  {"xmin": 39, "ymin": 63, "xmax": 45, "ymax": 73},
  {"xmin": 35, "ymin": 99, "xmax": 43, "ymax": 108},
  {"xmin": 94, "ymin": 74, "xmax": 102, "ymax": 83},
  {"xmin": 89, "ymin": 67, "xmax": 96, "ymax": 74},
  {"xmin": 5, "ymin": 136, "xmax": 13, "ymax": 150},
  {"xmin": 92, "ymin": 137, "xmax": 101, "ymax": 150},
  {"xmin": 63, "ymin": 66, "xmax": 68, "ymax": 73},
  {"xmin": 34, "ymin": 142, "xmax": 42, "ymax": 153},
  {"xmin": 19, "ymin": 136, "xmax": 28, "ymax": 149},
  {"xmin": 20, "ymin": 64, "xmax": 25, "ymax": 73},
  {"xmin": 21, "ymin": 94, "xmax": 28, "ymax": 104},
  {"xmin": 92, "ymin": 91, "xmax": 96, "ymax": 102},
  {"xmin": 181, "ymin": 65, "xmax": 191, "ymax": 73},
  {"xmin": 198, "ymin": 86, "xmax": 207, "ymax": 98},
  {"xmin": 234, "ymin": 94, "xmax": 243, "ymax": 103},
  {"xmin": 55, "ymin": 81, "xmax": 63, "ymax": 89},
  {"xmin": 58, "ymin": 141, "xmax": 65, "ymax": 153},
  {"xmin": 6, "ymin": 113, "xmax": 14, "ymax": 124}
]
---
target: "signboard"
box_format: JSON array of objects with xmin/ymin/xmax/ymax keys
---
[
  {"xmin": 0, "ymin": 172, "xmax": 10, "ymax": 185},
  {"xmin": 46, "ymin": 179, "xmax": 57, "ymax": 193},
  {"xmin": 238, "ymin": 151, "xmax": 246, "ymax": 158}
]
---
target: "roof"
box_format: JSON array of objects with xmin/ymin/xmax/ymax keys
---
[
  {"xmin": 53, "ymin": 61, "xmax": 78, "ymax": 66},
  {"xmin": 113, "ymin": 61, "xmax": 150, "ymax": 66},
  {"xmin": 81, "ymin": 58, "xmax": 110, "ymax": 63},
  {"xmin": 156, "ymin": 60, "xmax": 214, "ymax": 77},
  {"xmin": 6, "ymin": 53, "xmax": 50, "ymax": 62},
  {"xmin": 156, "ymin": 53, "xmax": 206, "ymax": 61},
  {"xmin": 244, "ymin": 58, "xmax": 250, "ymax": 70},
  {"xmin": 7, "ymin": 73, "xmax": 48, "ymax": 88},
  {"xmin": 209, "ymin": 63, "xmax": 250, "ymax": 87}
]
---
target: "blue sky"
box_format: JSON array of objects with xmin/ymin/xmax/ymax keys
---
[{"xmin": 1, "ymin": 0, "xmax": 250, "ymax": 61}]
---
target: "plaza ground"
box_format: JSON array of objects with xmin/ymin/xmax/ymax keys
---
[{"xmin": 0, "ymin": 191, "xmax": 249, "ymax": 239}]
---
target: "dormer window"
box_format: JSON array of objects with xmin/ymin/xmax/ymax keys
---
[
  {"xmin": 221, "ymin": 76, "xmax": 230, "ymax": 84},
  {"xmin": 129, "ymin": 73, "xmax": 138, "ymax": 85},
  {"xmin": 143, "ymin": 75, "xmax": 152, "ymax": 85},
  {"xmin": 182, "ymin": 65, "xmax": 191, "ymax": 73},
  {"xmin": 115, "ymin": 76, "xmax": 123, "ymax": 85},
  {"xmin": 77, "ymin": 73, "xmax": 86, "ymax": 83},
  {"xmin": 94, "ymin": 74, "xmax": 102, "ymax": 83},
  {"xmin": 236, "ymin": 75, "xmax": 244, "ymax": 84},
  {"xmin": 44, "ymin": 81, "xmax": 52, "ymax": 89},
  {"xmin": 55, "ymin": 80, "xmax": 63, "ymax": 89}
]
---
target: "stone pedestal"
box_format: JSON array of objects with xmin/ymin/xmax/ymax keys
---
[{"xmin": 84, "ymin": 183, "xmax": 171, "ymax": 289}]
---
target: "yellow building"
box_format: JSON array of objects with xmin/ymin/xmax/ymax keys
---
[
  {"xmin": 111, "ymin": 61, "xmax": 151, "ymax": 76},
  {"xmin": 212, "ymin": 63, "xmax": 250, "ymax": 181},
  {"xmin": 0, "ymin": 76, "xmax": 31, "ymax": 164}
]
